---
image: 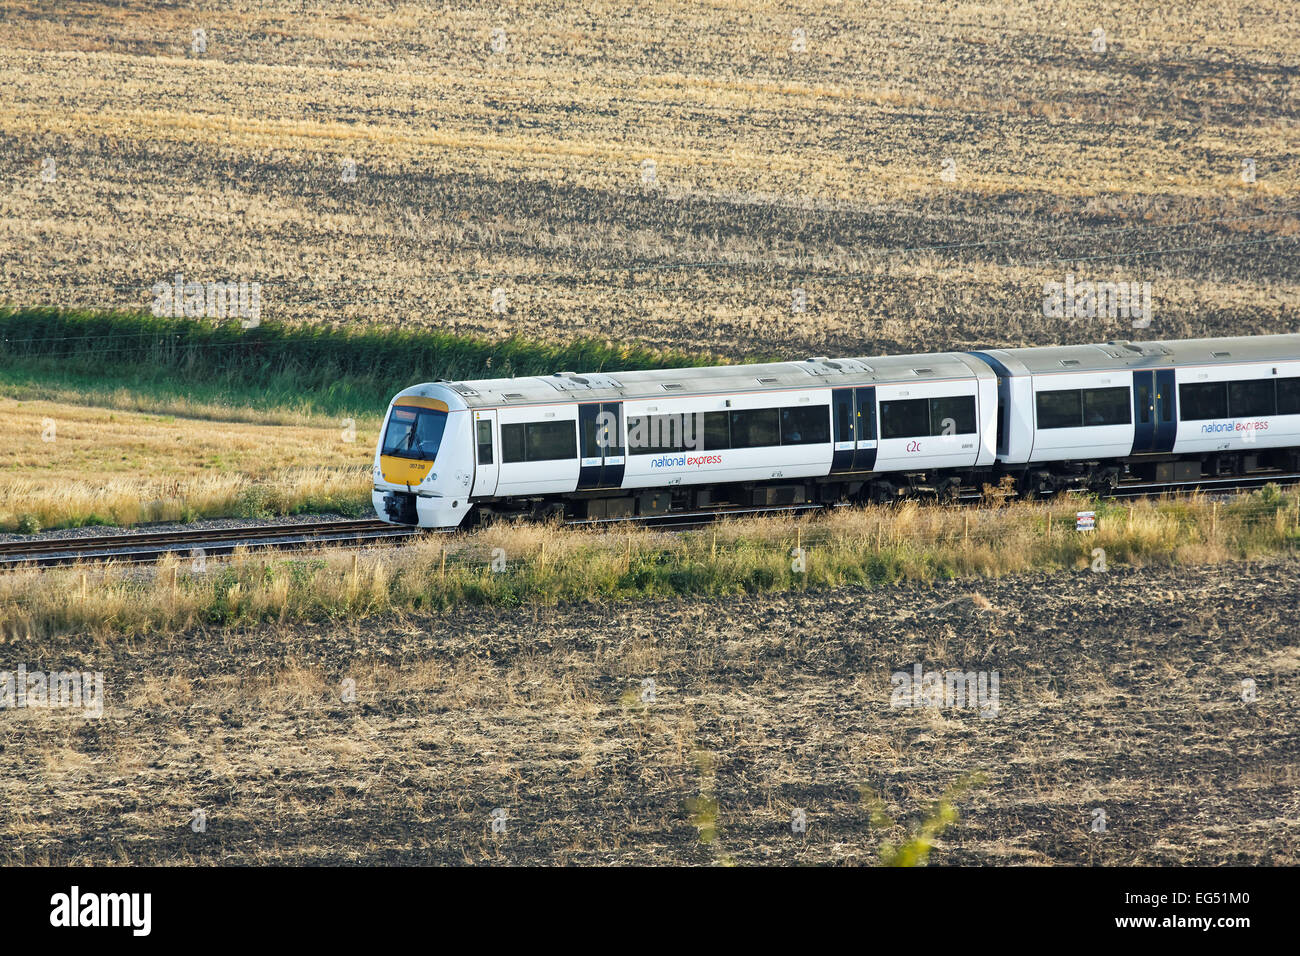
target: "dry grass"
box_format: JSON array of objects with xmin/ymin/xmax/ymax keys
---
[
  {"xmin": 0, "ymin": 395, "xmax": 373, "ymax": 530},
  {"xmin": 4, "ymin": 486, "xmax": 1297, "ymax": 640}
]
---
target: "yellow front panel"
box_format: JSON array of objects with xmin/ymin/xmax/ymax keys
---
[
  {"xmin": 393, "ymin": 397, "xmax": 450, "ymax": 412},
  {"xmin": 380, "ymin": 455, "xmax": 434, "ymax": 485}
]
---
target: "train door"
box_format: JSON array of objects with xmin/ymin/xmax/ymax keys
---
[
  {"xmin": 831, "ymin": 387, "xmax": 877, "ymax": 472},
  {"xmin": 471, "ymin": 409, "xmax": 498, "ymax": 497},
  {"xmin": 1132, "ymin": 370, "xmax": 1177, "ymax": 454},
  {"xmin": 578, "ymin": 402, "xmax": 625, "ymax": 489},
  {"xmin": 1154, "ymin": 368, "xmax": 1177, "ymax": 451},
  {"xmin": 1132, "ymin": 371, "xmax": 1155, "ymax": 452},
  {"xmin": 855, "ymin": 386, "xmax": 877, "ymax": 471},
  {"xmin": 832, "ymin": 388, "xmax": 855, "ymax": 471}
]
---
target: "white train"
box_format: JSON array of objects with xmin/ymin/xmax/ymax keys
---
[{"xmin": 372, "ymin": 334, "xmax": 1300, "ymax": 528}]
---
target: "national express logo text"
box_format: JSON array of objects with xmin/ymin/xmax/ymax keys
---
[
  {"xmin": 1201, "ymin": 420, "xmax": 1269, "ymax": 434},
  {"xmin": 650, "ymin": 454, "xmax": 723, "ymax": 469}
]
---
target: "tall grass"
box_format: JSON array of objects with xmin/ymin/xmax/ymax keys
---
[
  {"xmin": 0, "ymin": 306, "xmax": 726, "ymax": 417},
  {"xmin": 5, "ymin": 488, "xmax": 1298, "ymax": 639},
  {"xmin": 0, "ymin": 468, "xmax": 370, "ymax": 533}
]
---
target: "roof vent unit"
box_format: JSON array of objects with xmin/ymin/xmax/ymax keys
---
[
  {"xmin": 553, "ymin": 371, "xmax": 590, "ymax": 384},
  {"xmin": 1212, "ymin": 351, "xmax": 1231, "ymax": 359},
  {"xmin": 660, "ymin": 383, "xmax": 684, "ymax": 391},
  {"xmin": 757, "ymin": 377, "xmax": 780, "ymax": 386},
  {"xmin": 502, "ymin": 392, "xmax": 526, "ymax": 402},
  {"xmin": 912, "ymin": 368, "xmax": 935, "ymax": 376},
  {"xmin": 1060, "ymin": 359, "xmax": 1081, "ymax": 367},
  {"xmin": 802, "ymin": 358, "xmax": 843, "ymax": 376},
  {"xmin": 451, "ymin": 383, "xmax": 478, "ymax": 396}
]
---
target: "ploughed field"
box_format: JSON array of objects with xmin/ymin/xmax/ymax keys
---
[
  {"xmin": 1, "ymin": 0, "xmax": 1296, "ymax": 358},
  {"xmin": 4, "ymin": 555, "xmax": 1296, "ymax": 865}
]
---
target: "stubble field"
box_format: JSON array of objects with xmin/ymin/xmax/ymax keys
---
[
  {"xmin": 3, "ymin": 555, "xmax": 1297, "ymax": 865},
  {"xmin": 1, "ymin": 0, "xmax": 1296, "ymax": 357}
]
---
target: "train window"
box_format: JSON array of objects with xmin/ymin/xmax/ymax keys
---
[
  {"xmin": 1035, "ymin": 389, "xmax": 1083, "ymax": 429},
  {"xmin": 702, "ymin": 411, "xmax": 731, "ymax": 450},
  {"xmin": 780, "ymin": 406, "xmax": 830, "ymax": 445},
  {"xmin": 1228, "ymin": 379, "xmax": 1276, "ymax": 418},
  {"xmin": 501, "ymin": 421, "xmax": 576, "ymax": 462},
  {"xmin": 729, "ymin": 408, "xmax": 780, "ymax": 448},
  {"xmin": 580, "ymin": 414, "xmax": 602, "ymax": 459},
  {"xmin": 833, "ymin": 396, "xmax": 854, "ymax": 443},
  {"xmin": 1179, "ymin": 382, "xmax": 1227, "ymax": 421},
  {"xmin": 600, "ymin": 403, "xmax": 625, "ymax": 457},
  {"xmin": 1278, "ymin": 378, "xmax": 1300, "ymax": 415},
  {"xmin": 382, "ymin": 406, "xmax": 447, "ymax": 459},
  {"xmin": 1083, "ymin": 387, "xmax": 1131, "ymax": 426},
  {"xmin": 476, "ymin": 420, "xmax": 494, "ymax": 465},
  {"xmin": 1136, "ymin": 383, "xmax": 1151, "ymax": 424},
  {"xmin": 501, "ymin": 423, "xmax": 526, "ymax": 463},
  {"xmin": 524, "ymin": 420, "xmax": 577, "ymax": 461},
  {"xmin": 855, "ymin": 388, "xmax": 877, "ymax": 441},
  {"xmin": 997, "ymin": 397, "xmax": 1007, "ymax": 453},
  {"xmin": 627, "ymin": 414, "xmax": 691, "ymax": 455},
  {"xmin": 928, "ymin": 396, "xmax": 976, "ymax": 435},
  {"xmin": 880, "ymin": 398, "xmax": 929, "ymax": 439}
]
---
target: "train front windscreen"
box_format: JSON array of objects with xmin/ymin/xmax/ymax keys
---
[{"xmin": 381, "ymin": 406, "xmax": 448, "ymax": 460}]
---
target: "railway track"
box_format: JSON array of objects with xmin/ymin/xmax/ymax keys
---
[
  {"xmin": 0, "ymin": 518, "xmax": 424, "ymax": 569},
  {"xmin": 3, "ymin": 471, "xmax": 1297, "ymax": 569}
]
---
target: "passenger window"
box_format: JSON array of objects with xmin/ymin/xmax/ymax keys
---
[
  {"xmin": 928, "ymin": 396, "xmax": 975, "ymax": 435},
  {"xmin": 1178, "ymin": 382, "xmax": 1227, "ymax": 421},
  {"xmin": 477, "ymin": 419, "xmax": 494, "ymax": 464},
  {"xmin": 879, "ymin": 398, "xmax": 929, "ymax": 439},
  {"xmin": 501, "ymin": 423, "xmax": 526, "ymax": 463},
  {"xmin": 703, "ymin": 411, "xmax": 731, "ymax": 450},
  {"xmin": 1278, "ymin": 378, "xmax": 1300, "ymax": 415},
  {"xmin": 524, "ymin": 420, "xmax": 577, "ymax": 461},
  {"xmin": 729, "ymin": 408, "xmax": 780, "ymax": 448},
  {"xmin": 1228, "ymin": 379, "xmax": 1276, "ymax": 418},
  {"xmin": 1035, "ymin": 389, "xmax": 1083, "ymax": 429},
  {"xmin": 780, "ymin": 406, "xmax": 830, "ymax": 445},
  {"xmin": 1083, "ymin": 387, "xmax": 1132, "ymax": 426},
  {"xmin": 1137, "ymin": 385, "xmax": 1152, "ymax": 424}
]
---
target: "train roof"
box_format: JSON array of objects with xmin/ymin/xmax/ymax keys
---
[
  {"xmin": 983, "ymin": 333, "xmax": 1300, "ymax": 375},
  {"xmin": 398, "ymin": 334, "xmax": 1300, "ymax": 410},
  {"xmin": 427, "ymin": 351, "xmax": 991, "ymax": 408}
]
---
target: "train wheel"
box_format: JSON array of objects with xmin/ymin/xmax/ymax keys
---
[
  {"xmin": 868, "ymin": 480, "xmax": 896, "ymax": 505},
  {"xmin": 1025, "ymin": 471, "xmax": 1056, "ymax": 498},
  {"xmin": 1089, "ymin": 469, "xmax": 1119, "ymax": 496},
  {"xmin": 938, "ymin": 477, "xmax": 962, "ymax": 502}
]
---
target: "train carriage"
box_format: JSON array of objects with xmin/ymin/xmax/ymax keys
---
[
  {"xmin": 373, "ymin": 351, "xmax": 998, "ymax": 528},
  {"xmin": 974, "ymin": 334, "xmax": 1300, "ymax": 494}
]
